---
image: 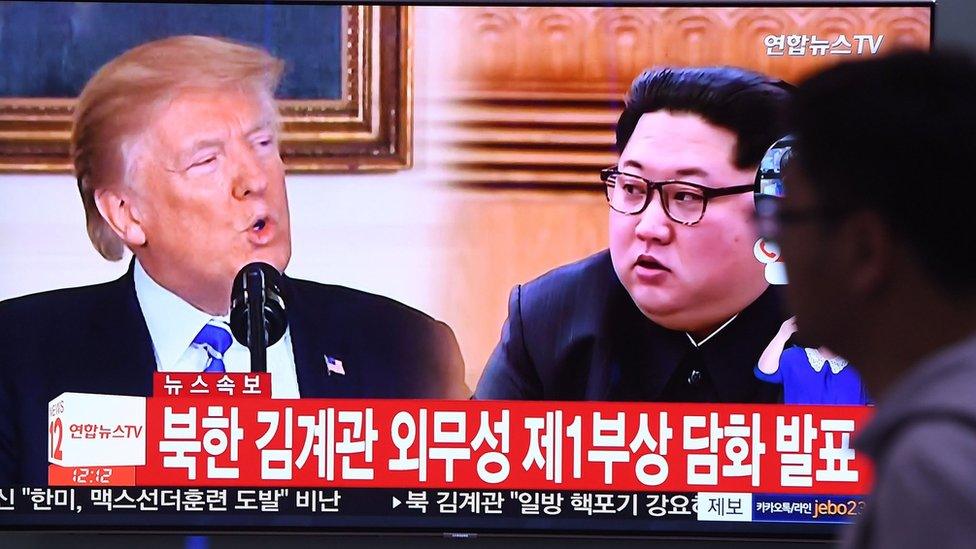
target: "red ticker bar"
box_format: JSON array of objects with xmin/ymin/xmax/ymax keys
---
[{"xmin": 133, "ymin": 399, "xmax": 872, "ymax": 494}]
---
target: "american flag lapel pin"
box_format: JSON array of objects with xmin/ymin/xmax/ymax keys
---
[{"xmin": 324, "ymin": 354, "xmax": 345, "ymax": 376}]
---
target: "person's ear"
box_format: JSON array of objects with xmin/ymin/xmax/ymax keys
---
[
  {"xmin": 93, "ymin": 186, "xmax": 147, "ymax": 247},
  {"xmin": 837, "ymin": 210, "xmax": 895, "ymax": 298}
]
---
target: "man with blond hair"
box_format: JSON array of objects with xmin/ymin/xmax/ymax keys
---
[{"xmin": 0, "ymin": 36, "xmax": 468, "ymax": 485}]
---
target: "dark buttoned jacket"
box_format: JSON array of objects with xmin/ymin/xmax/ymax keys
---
[
  {"xmin": 0, "ymin": 267, "xmax": 468, "ymax": 485},
  {"xmin": 475, "ymin": 250, "xmax": 785, "ymax": 403}
]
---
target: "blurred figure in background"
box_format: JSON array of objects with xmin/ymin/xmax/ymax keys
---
[
  {"xmin": 771, "ymin": 50, "xmax": 976, "ymax": 548},
  {"xmin": 755, "ymin": 316, "xmax": 871, "ymax": 405}
]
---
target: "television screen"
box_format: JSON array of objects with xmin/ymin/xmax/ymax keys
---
[{"xmin": 0, "ymin": 0, "xmax": 932, "ymax": 540}]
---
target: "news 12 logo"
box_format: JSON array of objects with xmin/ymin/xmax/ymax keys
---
[
  {"xmin": 764, "ymin": 34, "xmax": 884, "ymax": 57},
  {"xmin": 47, "ymin": 393, "xmax": 147, "ymax": 468},
  {"xmin": 48, "ymin": 399, "xmax": 66, "ymax": 461}
]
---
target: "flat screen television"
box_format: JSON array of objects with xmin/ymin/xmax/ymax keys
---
[{"xmin": 0, "ymin": 0, "xmax": 933, "ymax": 542}]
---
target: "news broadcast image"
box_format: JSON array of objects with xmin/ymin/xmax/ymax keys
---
[{"xmin": 0, "ymin": 1, "xmax": 931, "ymax": 540}]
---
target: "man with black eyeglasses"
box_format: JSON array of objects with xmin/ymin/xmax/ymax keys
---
[
  {"xmin": 769, "ymin": 51, "xmax": 976, "ymax": 548},
  {"xmin": 474, "ymin": 66, "xmax": 794, "ymax": 402}
]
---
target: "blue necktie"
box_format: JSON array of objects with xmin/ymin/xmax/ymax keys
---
[{"xmin": 193, "ymin": 321, "xmax": 233, "ymax": 373}]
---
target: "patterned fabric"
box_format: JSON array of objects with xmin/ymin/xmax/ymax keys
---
[
  {"xmin": 804, "ymin": 347, "xmax": 849, "ymax": 374},
  {"xmin": 192, "ymin": 321, "xmax": 233, "ymax": 373}
]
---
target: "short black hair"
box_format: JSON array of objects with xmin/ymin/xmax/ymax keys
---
[
  {"xmin": 791, "ymin": 50, "xmax": 976, "ymax": 296},
  {"xmin": 615, "ymin": 66, "xmax": 793, "ymax": 170}
]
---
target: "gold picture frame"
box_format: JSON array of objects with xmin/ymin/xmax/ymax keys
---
[{"xmin": 0, "ymin": 4, "xmax": 412, "ymax": 174}]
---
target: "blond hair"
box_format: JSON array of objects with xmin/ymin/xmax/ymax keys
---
[{"xmin": 71, "ymin": 35, "xmax": 285, "ymax": 260}]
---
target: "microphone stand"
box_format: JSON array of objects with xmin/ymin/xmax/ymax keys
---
[{"xmin": 244, "ymin": 268, "xmax": 268, "ymax": 374}]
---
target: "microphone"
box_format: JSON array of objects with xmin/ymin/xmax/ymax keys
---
[{"xmin": 229, "ymin": 262, "xmax": 288, "ymax": 374}]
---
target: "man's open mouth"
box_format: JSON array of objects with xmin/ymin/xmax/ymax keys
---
[{"xmin": 636, "ymin": 254, "xmax": 670, "ymax": 272}]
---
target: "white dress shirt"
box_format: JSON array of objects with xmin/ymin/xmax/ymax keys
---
[
  {"xmin": 133, "ymin": 261, "xmax": 300, "ymax": 398},
  {"xmin": 685, "ymin": 314, "xmax": 740, "ymax": 348}
]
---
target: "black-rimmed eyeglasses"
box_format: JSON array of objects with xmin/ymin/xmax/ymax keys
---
[
  {"xmin": 754, "ymin": 195, "xmax": 850, "ymax": 242},
  {"xmin": 601, "ymin": 167, "xmax": 755, "ymax": 226}
]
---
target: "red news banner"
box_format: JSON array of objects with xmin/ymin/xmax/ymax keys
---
[{"xmin": 50, "ymin": 373, "xmax": 873, "ymax": 494}]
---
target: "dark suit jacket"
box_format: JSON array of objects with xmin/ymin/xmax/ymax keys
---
[
  {"xmin": 0, "ymin": 267, "xmax": 468, "ymax": 485},
  {"xmin": 474, "ymin": 250, "xmax": 786, "ymax": 403}
]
